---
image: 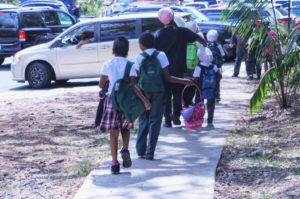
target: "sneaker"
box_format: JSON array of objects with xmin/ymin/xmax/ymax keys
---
[
  {"xmin": 163, "ymin": 120, "xmax": 172, "ymax": 128},
  {"xmin": 111, "ymin": 162, "xmax": 120, "ymax": 175},
  {"xmin": 120, "ymin": 148, "xmax": 132, "ymax": 168},
  {"xmin": 145, "ymin": 153, "xmax": 154, "ymax": 160},
  {"xmin": 171, "ymin": 115, "xmax": 181, "ymax": 125}
]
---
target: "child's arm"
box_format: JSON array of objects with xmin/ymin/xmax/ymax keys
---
[
  {"xmin": 99, "ymin": 75, "xmax": 108, "ymax": 88},
  {"xmin": 130, "ymin": 77, "xmax": 151, "ymax": 111},
  {"xmin": 162, "ymin": 67, "xmax": 194, "ymax": 86}
]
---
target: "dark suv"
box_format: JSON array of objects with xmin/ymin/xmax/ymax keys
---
[{"xmin": 0, "ymin": 6, "xmax": 75, "ymax": 65}]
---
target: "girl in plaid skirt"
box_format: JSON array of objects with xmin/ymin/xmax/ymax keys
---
[{"xmin": 98, "ymin": 37, "xmax": 150, "ymax": 174}]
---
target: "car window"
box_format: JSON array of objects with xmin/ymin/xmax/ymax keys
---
[
  {"xmin": 100, "ymin": 21, "xmax": 136, "ymax": 41},
  {"xmin": 142, "ymin": 18, "xmax": 164, "ymax": 33},
  {"xmin": 0, "ymin": 12, "xmax": 18, "ymax": 28},
  {"xmin": 201, "ymin": 10, "xmax": 222, "ymax": 21},
  {"xmin": 20, "ymin": 12, "xmax": 44, "ymax": 28},
  {"xmin": 61, "ymin": 23, "xmax": 95, "ymax": 46},
  {"xmin": 57, "ymin": 11, "xmax": 74, "ymax": 25},
  {"xmin": 41, "ymin": 11, "xmax": 59, "ymax": 26}
]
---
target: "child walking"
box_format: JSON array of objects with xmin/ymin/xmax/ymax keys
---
[
  {"xmin": 206, "ymin": 29, "xmax": 224, "ymax": 102},
  {"xmin": 193, "ymin": 47, "xmax": 221, "ymax": 127},
  {"xmin": 99, "ymin": 37, "xmax": 150, "ymax": 174},
  {"xmin": 134, "ymin": 32, "xmax": 193, "ymax": 160}
]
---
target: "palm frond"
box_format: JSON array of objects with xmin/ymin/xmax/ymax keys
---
[{"xmin": 250, "ymin": 68, "xmax": 277, "ymax": 113}]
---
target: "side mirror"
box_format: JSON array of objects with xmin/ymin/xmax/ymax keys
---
[{"xmin": 54, "ymin": 38, "xmax": 65, "ymax": 48}]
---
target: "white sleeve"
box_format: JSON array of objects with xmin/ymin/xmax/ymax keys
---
[
  {"xmin": 193, "ymin": 66, "xmax": 202, "ymax": 77},
  {"xmin": 129, "ymin": 64, "xmax": 137, "ymax": 77},
  {"xmin": 134, "ymin": 55, "xmax": 142, "ymax": 71},
  {"xmin": 100, "ymin": 61, "xmax": 109, "ymax": 76},
  {"xmin": 157, "ymin": 52, "xmax": 169, "ymax": 68}
]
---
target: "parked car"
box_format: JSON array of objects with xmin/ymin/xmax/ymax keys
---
[
  {"xmin": 105, "ymin": 0, "xmax": 133, "ymax": 16},
  {"xmin": 20, "ymin": 0, "xmax": 69, "ymax": 13},
  {"xmin": 119, "ymin": 5, "xmax": 208, "ymax": 22},
  {"xmin": 0, "ymin": 3, "xmax": 17, "ymax": 9},
  {"xmin": 0, "ymin": 6, "xmax": 75, "ymax": 66},
  {"xmin": 184, "ymin": 2, "xmax": 209, "ymax": 9},
  {"xmin": 11, "ymin": 13, "xmax": 191, "ymax": 88},
  {"xmin": 291, "ymin": 6, "xmax": 300, "ymax": 17}
]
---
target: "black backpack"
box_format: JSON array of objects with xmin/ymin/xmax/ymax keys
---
[
  {"xmin": 138, "ymin": 50, "xmax": 164, "ymax": 92},
  {"xmin": 111, "ymin": 61, "xmax": 145, "ymax": 122}
]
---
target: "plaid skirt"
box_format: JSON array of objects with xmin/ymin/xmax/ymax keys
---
[{"xmin": 99, "ymin": 94, "xmax": 134, "ymax": 132}]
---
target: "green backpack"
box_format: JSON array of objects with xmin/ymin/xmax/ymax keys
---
[
  {"xmin": 111, "ymin": 61, "xmax": 145, "ymax": 122},
  {"xmin": 138, "ymin": 50, "xmax": 164, "ymax": 92},
  {"xmin": 186, "ymin": 42, "xmax": 199, "ymax": 70}
]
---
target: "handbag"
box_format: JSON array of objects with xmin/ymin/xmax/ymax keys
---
[{"xmin": 181, "ymin": 84, "xmax": 205, "ymax": 130}]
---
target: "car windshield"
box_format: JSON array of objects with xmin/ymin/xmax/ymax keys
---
[
  {"xmin": 182, "ymin": 7, "xmax": 208, "ymax": 22},
  {"xmin": 0, "ymin": 12, "xmax": 18, "ymax": 28}
]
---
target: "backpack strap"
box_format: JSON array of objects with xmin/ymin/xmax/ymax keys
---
[{"xmin": 124, "ymin": 61, "xmax": 134, "ymax": 78}]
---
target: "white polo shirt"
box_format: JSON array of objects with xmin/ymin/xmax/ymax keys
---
[
  {"xmin": 100, "ymin": 57, "xmax": 137, "ymax": 94},
  {"xmin": 134, "ymin": 48, "xmax": 169, "ymax": 71}
]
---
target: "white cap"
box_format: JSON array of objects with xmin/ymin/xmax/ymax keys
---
[
  {"xmin": 207, "ymin": 29, "xmax": 218, "ymax": 42},
  {"xmin": 197, "ymin": 46, "xmax": 213, "ymax": 64}
]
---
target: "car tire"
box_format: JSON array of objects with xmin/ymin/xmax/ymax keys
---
[
  {"xmin": 0, "ymin": 56, "xmax": 4, "ymax": 66},
  {"xmin": 27, "ymin": 62, "xmax": 52, "ymax": 88}
]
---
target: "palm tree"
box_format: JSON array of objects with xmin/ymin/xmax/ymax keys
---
[{"xmin": 222, "ymin": 0, "xmax": 300, "ymax": 111}]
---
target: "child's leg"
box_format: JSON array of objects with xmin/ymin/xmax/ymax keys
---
[
  {"xmin": 121, "ymin": 129, "xmax": 130, "ymax": 150},
  {"xmin": 207, "ymin": 98, "xmax": 216, "ymax": 124},
  {"xmin": 110, "ymin": 129, "xmax": 119, "ymax": 164}
]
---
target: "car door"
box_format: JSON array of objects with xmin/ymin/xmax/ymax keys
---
[
  {"xmin": 98, "ymin": 19, "xmax": 139, "ymax": 70},
  {"xmin": 55, "ymin": 22, "xmax": 99, "ymax": 79}
]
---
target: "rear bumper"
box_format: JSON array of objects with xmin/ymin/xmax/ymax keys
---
[{"xmin": 0, "ymin": 42, "xmax": 21, "ymax": 58}]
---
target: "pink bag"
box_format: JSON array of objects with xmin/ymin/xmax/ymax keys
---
[{"xmin": 181, "ymin": 85, "xmax": 205, "ymax": 129}]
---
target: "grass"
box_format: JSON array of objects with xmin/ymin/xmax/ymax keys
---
[{"xmin": 70, "ymin": 160, "xmax": 92, "ymax": 176}]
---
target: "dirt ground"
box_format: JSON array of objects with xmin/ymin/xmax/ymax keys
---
[
  {"xmin": 0, "ymin": 79, "xmax": 299, "ymax": 199},
  {"xmin": 0, "ymin": 92, "xmax": 115, "ymax": 199},
  {"xmin": 214, "ymin": 79, "xmax": 300, "ymax": 199}
]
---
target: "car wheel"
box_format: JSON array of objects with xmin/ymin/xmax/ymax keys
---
[
  {"xmin": 0, "ymin": 56, "xmax": 4, "ymax": 66},
  {"xmin": 27, "ymin": 62, "xmax": 52, "ymax": 88}
]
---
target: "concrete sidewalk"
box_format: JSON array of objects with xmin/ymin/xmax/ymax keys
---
[{"xmin": 74, "ymin": 63, "xmax": 252, "ymax": 199}]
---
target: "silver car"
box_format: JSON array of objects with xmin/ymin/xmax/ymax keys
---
[{"xmin": 11, "ymin": 12, "xmax": 192, "ymax": 88}]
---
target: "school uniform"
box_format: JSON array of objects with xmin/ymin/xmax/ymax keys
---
[
  {"xmin": 99, "ymin": 57, "xmax": 137, "ymax": 132},
  {"xmin": 134, "ymin": 48, "xmax": 169, "ymax": 157},
  {"xmin": 193, "ymin": 63, "xmax": 218, "ymax": 124}
]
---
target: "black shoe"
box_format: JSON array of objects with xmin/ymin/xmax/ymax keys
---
[
  {"xmin": 216, "ymin": 97, "xmax": 221, "ymax": 102},
  {"xmin": 111, "ymin": 162, "xmax": 120, "ymax": 174},
  {"xmin": 145, "ymin": 154, "xmax": 154, "ymax": 160},
  {"xmin": 120, "ymin": 148, "xmax": 132, "ymax": 168},
  {"xmin": 163, "ymin": 121, "xmax": 172, "ymax": 128},
  {"xmin": 172, "ymin": 115, "xmax": 181, "ymax": 125},
  {"xmin": 232, "ymin": 74, "xmax": 238, "ymax": 77}
]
